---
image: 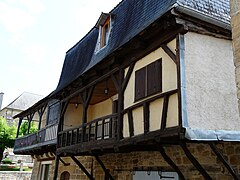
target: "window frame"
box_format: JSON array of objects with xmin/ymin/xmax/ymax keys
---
[
  {"xmin": 100, "ymin": 17, "xmax": 110, "ymax": 48},
  {"xmin": 134, "ymin": 59, "xmax": 162, "ymax": 102}
]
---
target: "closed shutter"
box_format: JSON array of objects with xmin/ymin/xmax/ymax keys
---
[
  {"xmin": 135, "ymin": 67, "xmax": 146, "ymax": 101},
  {"xmin": 147, "ymin": 59, "xmax": 162, "ymax": 96}
]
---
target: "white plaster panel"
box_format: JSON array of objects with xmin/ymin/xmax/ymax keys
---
[
  {"xmin": 123, "ymin": 114, "xmax": 130, "ymax": 138},
  {"xmin": 132, "ymin": 107, "xmax": 144, "ymax": 136},
  {"xmin": 166, "ymin": 93, "xmax": 179, "ymax": 128},
  {"xmin": 149, "ymin": 98, "xmax": 163, "ymax": 131},
  {"xmin": 184, "ymin": 32, "xmax": 240, "ymax": 131}
]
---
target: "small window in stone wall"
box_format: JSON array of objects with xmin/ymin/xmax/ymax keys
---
[
  {"xmin": 60, "ymin": 171, "xmax": 70, "ymax": 180},
  {"xmin": 135, "ymin": 59, "xmax": 162, "ymax": 101}
]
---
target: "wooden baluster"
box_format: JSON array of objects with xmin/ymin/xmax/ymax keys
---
[
  {"xmin": 95, "ymin": 121, "xmax": 98, "ymax": 140},
  {"xmin": 76, "ymin": 128, "xmax": 79, "ymax": 144},
  {"xmin": 109, "ymin": 118, "xmax": 112, "ymax": 138},
  {"xmin": 88, "ymin": 124, "xmax": 91, "ymax": 142},
  {"xmin": 71, "ymin": 130, "xmax": 74, "ymax": 145},
  {"xmin": 102, "ymin": 119, "xmax": 105, "ymax": 140}
]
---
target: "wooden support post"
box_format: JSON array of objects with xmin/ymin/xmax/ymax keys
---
[
  {"xmin": 209, "ymin": 143, "xmax": 240, "ymax": 180},
  {"xmin": 37, "ymin": 105, "xmax": 47, "ymax": 130},
  {"xmin": 158, "ymin": 145, "xmax": 185, "ymax": 180},
  {"xmin": 180, "ymin": 143, "xmax": 212, "ymax": 179},
  {"xmin": 127, "ymin": 110, "xmax": 134, "ymax": 137},
  {"xmin": 71, "ymin": 156, "xmax": 94, "ymax": 180},
  {"xmin": 143, "ymin": 102, "xmax": 149, "ymax": 134},
  {"xmin": 16, "ymin": 117, "xmax": 23, "ymax": 138},
  {"xmin": 80, "ymin": 86, "xmax": 94, "ymax": 142},
  {"xmin": 161, "ymin": 95, "xmax": 169, "ymax": 130},
  {"xmin": 53, "ymin": 155, "xmax": 60, "ymax": 180},
  {"xmin": 95, "ymin": 155, "xmax": 114, "ymax": 180},
  {"xmin": 27, "ymin": 113, "xmax": 35, "ymax": 134}
]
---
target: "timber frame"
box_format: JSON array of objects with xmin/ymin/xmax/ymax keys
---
[{"xmin": 13, "ymin": 5, "xmax": 240, "ymax": 180}]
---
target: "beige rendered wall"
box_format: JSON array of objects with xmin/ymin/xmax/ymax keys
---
[
  {"xmin": 63, "ymin": 104, "xmax": 82, "ymax": 130},
  {"xmin": 88, "ymin": 98, "xmax": 112, "ymax": 122},
  {"xmin": 123, "ymin": 39, "xmax": 178, "ymax": 137},
  {"xmin": 231, "ymin": 0, "xmax": 240, "ymax": 112},
  {"xmin": 184, "ymin": 32, "xmax": 240, "ymax": 131}
]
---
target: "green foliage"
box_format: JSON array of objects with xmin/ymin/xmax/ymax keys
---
[
  {"xmin": 19, "ymin": 121, "xmax": 38, "ymax": 137},
  {"xmin": 1, "ymin": 157, "xmax": 12, "ymax": 164},
  {"xmin": 0, "ymin": 117, "xmax": 16, "ymax": 150}
]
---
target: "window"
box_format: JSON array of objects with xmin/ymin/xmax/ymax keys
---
[
  {"xmin": 40, "ymin": 162, "xmax": 52, "ymax": 180},
  {"xmin": 60, "ymin": 171, "xmax": 70, "ymax": 180},
  {"xmin": 135, "ymin": 59, "xmax": 162, "ymax": 101},
  {"xmin": 95, "ymin": 13, "xmax": 112, "ymax": 52},
  {"xmin": 100, "ymin": 17, "xmax": 110, "ymax": 48}
]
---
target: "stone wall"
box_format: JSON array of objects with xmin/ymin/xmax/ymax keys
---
[
  {"xmin": 231, "ymin": 0, "xmax": 240, "ymax": 111},
  {"xmin": 52, "ymin": 142, "xmax": 240, "ymax": 180},
  {"xmin": 0, "ymin": 171, "xmax": 32, "ymax": 180}
]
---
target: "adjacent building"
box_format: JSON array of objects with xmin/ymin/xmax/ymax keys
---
[
  {"xmin": 14, "ymin": 0, "xmax": 240, "ymax": 179},
  {"xmin": 0, "ymin": 92, "xmax": 43, "ymax": 126}
]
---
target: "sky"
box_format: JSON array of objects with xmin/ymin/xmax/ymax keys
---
[{"xmin": 0, "ymin": 0, "xmax": 121, "ymax": 108}]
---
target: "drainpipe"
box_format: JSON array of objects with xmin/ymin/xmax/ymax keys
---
[{"xmin": 0, "ymin": 92, "xmax": 4, "ymax": 110}]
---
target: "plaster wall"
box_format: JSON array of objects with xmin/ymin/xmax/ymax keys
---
[
  {"xmin": 88, "ymin": 98, "xmax": 112, "ymax": 121},
  {"xmin": 123, "ymin": 39, "xmax": 178, "ymax": 137},
  {"xmin": 184, "ymin": 32, "xmax": 240, "ymax": 131},
  {"xmin": 63, "ymin": 104, "xmax": 82, "ymax": 130}
]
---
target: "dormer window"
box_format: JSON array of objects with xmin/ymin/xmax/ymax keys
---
[
  {"xmin": 95, "ymin": 13, "xmax": 112, "ymax": 52},
  {"xmin": 101, "ymin": 17, "xmax": 110, "ymax": 48}
]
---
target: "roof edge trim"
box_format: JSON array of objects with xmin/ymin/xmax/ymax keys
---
[{"xmin": 174, "ymin": 5, "xmax": 231, "ymax": 30}]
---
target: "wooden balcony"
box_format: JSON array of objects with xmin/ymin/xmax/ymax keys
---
[
  {"xmin": 14, "ymin": 123, "xmax": 58, "ymax": 155},
  {"xmin": 57, "ymin": 113, "xmax": 118, "ymax": 154},
  {"xmin": 57, "ymin": 89, "xmax": 182, "ymax": 155}
]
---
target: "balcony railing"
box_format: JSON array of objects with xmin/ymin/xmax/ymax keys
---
[
  {"xmin": 14, "ymin": 123, "xmax": 58, "ymax": 151},
  {"xmin": 58, "ymin": 113, "xmax": 117, "ymax": 148}
]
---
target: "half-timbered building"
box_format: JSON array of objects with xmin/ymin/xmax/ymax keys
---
[{"xmin": 14, "ymin": 0, "xmax": 240, "ymax": 179}]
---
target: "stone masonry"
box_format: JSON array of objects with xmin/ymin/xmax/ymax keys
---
[
  {"xmin": 231, "ymin": 0, "xmax": 240, "ymax": 111},
  {"xmin": 31, "ymin": 142, "xmax": 240, "ymax": 180}
]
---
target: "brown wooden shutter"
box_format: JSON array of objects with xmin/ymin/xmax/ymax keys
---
[
  {"xmin": 147, "ymin": 59, "xmax": 162, "ymax": 96},
  {"xmin": 135, "ymin": 67, "xmax": 146, "ymax": 101}
]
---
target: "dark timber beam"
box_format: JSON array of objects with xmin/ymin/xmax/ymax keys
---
[
  {"xmin": 161, "ymin": 44, "xmax": 177, "ymax": 64},
  {"xmin": 71, "ymin": 156, "xmax": 94, "ymax": 180},
  {"xmin": 161, "ymin": 95, "xmax": 169, "ymax": 130},
  {"xmin": 95, "ymin": 155, "xmax": 114, "ymax": 180},
  {"xmin": 143, "ymin": 102, "xmax": 150, "ymax": 134},
  {"xmin": 53, "ymin": 155, "xmax": 60, "ymax": 180},
  {"xmin": 127, "ymin": 110, "xmax": 134, "ymax": 137},
  {"xmin": 209, "ymin": 143, "xmax": 240, "ymax": 180},
  {"xmin": 158, "ymin": 145, "xmax": 185, "ymax": 180},
  {"xmin": 16, "ymin": 117, "xmax": 23, "ymax": 138},
  {"xmin": 27, "ymin": 112, "xmax": 35, "ymax": 134},
  {"xmin": 37, "ymin": 105, "xmax": 47, "ymax": 130},
  {"xmin": 180, "ymin": 143, "xmax": 212, "ymax": 179},
  {"xmin": 59, "ymin": 157, "xmax": 70, "ymax": 166}
]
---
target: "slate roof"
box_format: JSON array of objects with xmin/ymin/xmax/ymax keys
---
[
  {"xmin": 54, "ymin": 0, "xmax": 230, "ymax": 94},
  {"xmin": 2, "ymin": 92, "xmax": 44, "ymax": 111}
]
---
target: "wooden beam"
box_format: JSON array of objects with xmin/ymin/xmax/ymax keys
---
[
  {"xmin": 158, "ymin": 145, "xmax": 185, "ymax": 180},
  {"xmin": 16, "ymin": 117, "xmax": 23, "ymax": 138},
  {"xmin": 71, "ymin": 156, "xmax": 94, "ymax": 180},
  {"xmin": 143, "ymin": 102, "xmax": 150, "ymax": 134},
  {"xmin": 53, "ymin": 155, "xmax": 60, "ymax": 180},
  {"xmin": 122, "ymin": 62, "xmax": 136, "ymax": 91},
  {"xmin": 127, "ymin": 110, "xmax": 134, "ymax": 137},
  {"xmin": 209, "ymin": 143, "xmax": 240, "ymax": 180},
  {"xmin": 161, "ymin": 95, "xmax": 169, "ymax": 130},
  {"xmin": 117, "ymin": 69, "xmax": 124, "ymax": 140},
  {"xmin": 59, "ymin": 157, "xmax": 70, "ymax": 166},
  {"xmin": 180, "ymin": 143, "xmax": 212, "ymax": 179},
  {"xmin": 161, "ymin": 44, "xmax": 177, "ymax": 64},
  {"xmin": 95, "ymin": 155, "xmax": 114, "ymax": 180}
]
